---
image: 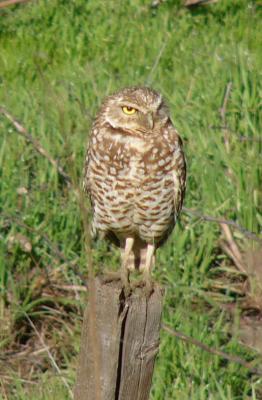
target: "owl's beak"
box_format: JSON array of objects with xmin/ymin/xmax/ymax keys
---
[{"xmin": 146, "ymin": 113, "xmax": 154, "ymax": 130}]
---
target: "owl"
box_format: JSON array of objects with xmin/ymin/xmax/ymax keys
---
[{"xmin": 83, "ymin": 87, "xmax": 186, "ymax": 294}]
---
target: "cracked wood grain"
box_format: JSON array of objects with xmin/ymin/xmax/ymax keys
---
[{"xmin": 74, "ymin": 277, "xmax": 164, "ymax": 400}]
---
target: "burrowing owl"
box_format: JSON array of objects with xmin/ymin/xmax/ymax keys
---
[{"xmin": 83, "ymin": 87, "xmax": 186, "ymax": 293}]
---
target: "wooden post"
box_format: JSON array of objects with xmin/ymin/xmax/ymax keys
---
[{"xmin": 74, "ymin": 276, "xmax": 164, "ymax": 400}]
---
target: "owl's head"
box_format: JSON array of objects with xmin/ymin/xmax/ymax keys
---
[{"xmin": 100, "ymin": 87, "xmax": 169, "ymax": 135}]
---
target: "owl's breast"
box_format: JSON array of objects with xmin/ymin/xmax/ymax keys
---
[{"xmin": 87, "ymin": 128, "xmax": 183, "ymax": 243}]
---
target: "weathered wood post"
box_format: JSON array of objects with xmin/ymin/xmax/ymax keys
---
[{"xmin": 74, "ymin": 276, "xmax": 164, "ymax": 400}]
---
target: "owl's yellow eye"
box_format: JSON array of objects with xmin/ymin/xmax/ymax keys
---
[{"xmin": 122, "ymin": 106, "xmax": 137, "ymax": 115}]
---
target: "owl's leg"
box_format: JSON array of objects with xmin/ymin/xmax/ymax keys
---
[
  {"xmin": 103, "ymin": 238, "xmax": 134, "ymax": 293},
  {"xmin": 142, "ymin": 244, "xmax": 155, "ymax": 297},
  {"xmin": 121, "ymin": 237, "xmax": 134, "ymax": 294}
]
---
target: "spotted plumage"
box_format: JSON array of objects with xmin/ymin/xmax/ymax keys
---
[{"xmin": 83, "ymin": 87, "xmax": 186, "ymax": 292}]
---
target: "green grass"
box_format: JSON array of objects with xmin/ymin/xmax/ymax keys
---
[{"xmin": 0, "ymin": 0, "xmax": 261, "ymax": 399}]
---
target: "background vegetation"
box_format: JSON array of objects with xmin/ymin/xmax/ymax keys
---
[{"xmin": 0, "ymin": 0, "xmax": 261, "ymax": 398}]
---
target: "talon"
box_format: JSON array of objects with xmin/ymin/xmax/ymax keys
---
[
  {"xmin": 119, "ymin": 237, "xmax": 134, "ymax": 297},
  {"xmin": 121, "ymin": 265, "xmax": 131, "ymax": 297},
  {"xmin": 143, "ymin": 276, "xmax": 154, "ymax": 298}
]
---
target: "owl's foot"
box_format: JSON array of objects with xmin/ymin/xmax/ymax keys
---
[
  {"xmin": 120, "ymin": 237, "xmax": 134, "ymax": 297},
  {"xmin": 102, "ymin": 270, "xmax": 131, "ymax": 297},
  {"xmin": 121, "ymin": 266, "xmax": 131, "ymax": 297},
  {"xmin": 142, "ymin": 274, "xmax": 154, "ymax": 299},
  {"xmin": 141, "ymin": 243, "xmax": 155, "ymax": 298},
  {"xmin": 131, "ymin": 273, "xmax": 154, "ymax": 298}
]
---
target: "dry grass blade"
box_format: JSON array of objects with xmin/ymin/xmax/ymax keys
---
[
  {"xmin": 51, "ymin": 284, "xmax": 87, "ymax": 292},
  {"xmin": 0, "ymin": 0, "xmax": 30, "ymax": 8},
  {"xmin": 163, "ymin": 324, "xmax": 262, "ymax": 376},
  {"xmin": 25, "ymin": 314, "xmax": 74, "ymax": 399},
  {"xmin": 185, "ymin": 0, "xmax": 218, "ymax": 6},
  {"xmin": 1, "ymin": 212, "xmax": 72, "ymax": 265},
  {"xmin": 220, "ymin": 82, "xmax": 233, "ymax": 153},
  {"xmin": 183, "ymin": 207, "xmax": 262, "ymax": 243},
  {"xmin": 0, "ymin": 107, "xmax": 71, "ymax": 186},
  {"xmin": 220, "ymin": 82, "xmax": 233, "ymax": 124},
  {"xmin": 0, "ymin": 376, "xmax": 35, "ymax": 385},
  {"xmin": 209, "ymin": 126, "xmax": 262, "ymax": 142},
  {"xmin": 146, "ymin": 42, "xmax": 167, "ymax": 85},
  {"xmin": 220, "ymin": 223, "xmax": 247, "ymax": 274}
]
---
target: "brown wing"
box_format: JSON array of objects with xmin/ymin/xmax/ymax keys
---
[
  {"xmin": 173, "ymin": 133, "xmax": 186, "ymax": 217},
  {"xmin": 156, "ymin": 126, "xmax": 186, "ymax": 248},
  {"xmin": 82, "ymin": 124, "xmax": 121, "ymax": 246}
]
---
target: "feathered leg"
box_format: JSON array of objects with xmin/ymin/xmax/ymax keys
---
[
  {"xmin": 120, "ymin": 237, "xmax": 134, "ymax": 294},
  {"xmin": 141, "ymin": 243, "xmax": 155, "ymax": 296}
]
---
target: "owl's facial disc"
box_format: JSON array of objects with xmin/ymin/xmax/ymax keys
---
[
  {"xmin": 103, "ymin": 88, "xmax": 169, "ymax": 135},
  {"xmin": 121, "ymin": 104, "xmax": 154, "ymax": 130}
]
